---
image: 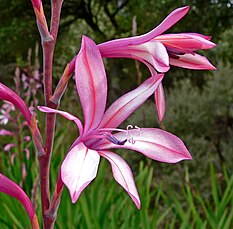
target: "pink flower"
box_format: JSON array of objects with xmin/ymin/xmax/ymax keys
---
[
  {"xmin": 98, "ymin": 6, "xmax": 215, "ymax": 72},
  {"xmin": 38, "ymin": 36, "xmax": 191, "ymax": 209},
  {"xmin": 98, "ymin": 6, "xmax": 216, "ymax": 121}
]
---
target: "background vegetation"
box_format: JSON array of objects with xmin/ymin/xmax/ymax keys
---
[{"xmin": 0, "ymin": 0, "xmax": 232, "ymax": 228}]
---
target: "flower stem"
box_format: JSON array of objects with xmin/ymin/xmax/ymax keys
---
[{"xmin": 38, "ymin": 1, "xmax": 64, "ymax": 228}]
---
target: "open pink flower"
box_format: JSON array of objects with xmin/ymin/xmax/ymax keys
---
[
  {"xmin": 38, "ymin": 36, "xmax": 191, "ymax": 209},
  {"xmin": 98, "ymin": 6, "xmax": 216, "ymax": 121}
]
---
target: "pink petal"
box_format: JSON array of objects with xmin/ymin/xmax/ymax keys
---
[
  {"xmin": 99, "ymin": 74, "xmax": 164, "ymax": 129},
  {"xmin": 154, "ymin": 83, "xmax": 166, "ymax": 121},
  {"xmin": 0, "ymin": 83, "xmax": 32, "ymax": 124},
  {"xmin": 96, "ymin": 128, "xmax": 192, "ymax": 163},
  {"xmin": 128, "ymin": 41, "xmax": 170, "ymax": 72},
  {"xmin": 98, "ymin": 6, "xmax": 189, "ymax": 48},
  {"xmin": 140, "ymin": 6, "xmax": 190, "ymax": 43},
  {"xmin": 37, "ymin": 106, "xmax": 83, "ymax": 135},
  {"xmin": 155, "ymin": 33, "xmax": 216, "ymax": 51},
  {"xmin": 61, "ymin": 142, "xmax": 100, "ymax": 203},
  {"xmin": 24, "ymin": 136, "xmax": 31, "ymax": 142},
  {"xmin": 169, "ymin": 53, "xmax": 216, "ymax": 70},
  {"xmin": 99, "ymin": 150, "xmax": 140, "ymax": 209},
  {"xmin": 75, "ymin": 36, "xmax": 107, "ymax": 134},
  {"xmin": 185, "ymin": 33, "xmax": 212, "ymax": 41},
  {"xmin": 0, "ymin": 129, "xmax": 15, "ymax": 136},
  {"xmin": 4, "ymin": 143, "xmax": 16, "ymax": 152},
  {"xmin": 0, "ymin": 173, "xmax": 37, "ymax": 222}
]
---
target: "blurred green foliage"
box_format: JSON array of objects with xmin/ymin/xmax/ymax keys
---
[{"xmin": 0, "ymin": 156, "xmax": 232, "ymax": 228}]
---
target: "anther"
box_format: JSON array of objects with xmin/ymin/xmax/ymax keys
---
[{"xmin": 104, "ymin": 133, "xmax": 127, "ymax": 145}]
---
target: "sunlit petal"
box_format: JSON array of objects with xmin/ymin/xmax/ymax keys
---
[
  {"xmin": 128, "ymin": 41, "xmax": 170, "ymax": 72},
  {"xmin": 99, "ymin": 150, "xmax": 140, "ymax": 209},
  {"xmin": 99, "ymin": 74, "xmax": 164, "ymax": 129},
  {"xmin": 96, "ymin": 128, "xmax": 192, "ymax": 163},
  {"xmin": 155, "ymin": 33, "xmax": 216, "ymax": 51},
  {"xmin": 98, "ymin": 6, "xmax": 190, "ymax": 48},
  {"xmin": 75, "ymin": 36, "xmax": 107, "ymax": 133},
  {"xmin": 61, "ymin": 142, "xmax": 100, "ymax": 203},
  {"xmin": 37, "ymin": 106, "xmax": 83, "ymax": 135}
]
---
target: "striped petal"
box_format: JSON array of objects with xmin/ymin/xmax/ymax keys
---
[
  {"xmin": 155, "ymin": 33, "xmax": 216, "ymax": 51},
  {"xmin": 128, "ymin": 41, "xmax": 170, "ymax": 72},
  {"xmin": 169, "ymin": 53, "xmax": 216, "ymax": 70},
  {"xmin": 99, "ymin": 74, "xmax": 164, "ymax": 129},
  {"xmin": 98, "ymin": 6, "xmax": 190, "ymax": 49},
  {"xmin": 96, "ymin": 128, "xmax": 192, "ymax": 163},
  {"xmin": 61, "ymin": 142, "xmax": 100, "ymax": 203},
  {"xmin": 75, "ymin": 36, "xmax": 107, "ymax": 134},
  {"xmin": 99, "ymin": 150, "xmax": 140, "ymax": 209},
  {"xmin": 37, "ymin": 106, "xmax": 83, "ymax": 135}
]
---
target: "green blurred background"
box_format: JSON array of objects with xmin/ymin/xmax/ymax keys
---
[{"xmin": 0, "ymin": 0, "xmax": 232, "ymax": 228}]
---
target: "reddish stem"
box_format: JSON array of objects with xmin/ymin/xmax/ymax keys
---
[{"xmin": 38, "ymin": 0, "xmax": 63, "ymax": 228}]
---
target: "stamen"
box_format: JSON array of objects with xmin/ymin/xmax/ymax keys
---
[
  {"xmin": 97, "ymin": 125, "xmax": 141, "ymax": 145},
  {"xmin": 166, "ymin": 47, "xmax": 186, "ymax": 56},
  {"xmin": 126, "ymin": 125, "xmax": 141, "ymax": 144},
  {"xmin": 135, "ymin": 126, "xmax": 141, "ymax": 132},
  {"xmin": 103, "ymin": 133, "xmax": 127, "ymax": 145},
  {"xmin": 126, "ymin": 125, "xmax": 133, "ymax": 131}
]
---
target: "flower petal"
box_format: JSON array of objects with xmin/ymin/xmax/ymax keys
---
[
  {"xmin": 0, "ymin": 129, "xmax": 15, "ymax": 136},
  {"xmin": 0, "ymin": 83, "xmax": 32, "ymax": 124},
  {"xmin": 96, "ymin": 128, "xmax": 192, "ymax": 163},
  {"xmin": 98, "ymin": 6, "xmax": 189, "ymax": 48},
  {"xmin": 4, "ymin": 143, "xmax": 16, "ymax": 152},
  {"xmin": 99, "ymin": 74, "xmax": 164, "ymax": 129},
  {"xmin": 75, "ymin": 36, "xmax": 107, "ymax": 134},
  {"xmin": 99, "ymin": 150, "xmax": 140, "ymax": 209},
  {"xmin": 0, "ymin": 173, "xmax": 38, "ymax": 224},
  {"xmin": 169, "ymin": 53, "xmax": 216, "ymax": 70},
  {"xmin": 155, "ymin": 33, "xmax": 216, "ymax": 51},
  {"xmin": 129, "ymin": 41, "xmax": 170, "ymax": 72},
  {"xmin": 37, "ymin": 106, "xmax": 83, "ymax": 135},
  {"xmin": 154, "ymin": 83, "xmax": 166, "ymax": 121},
  {"xmin": 61, "ymin": 142, "xmax": 100, "ymax": 203}
]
